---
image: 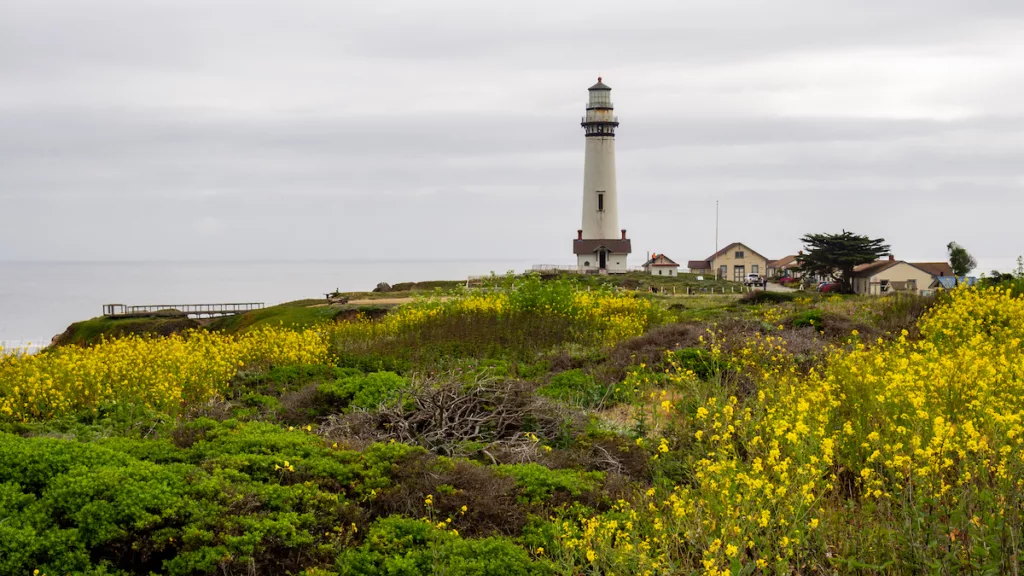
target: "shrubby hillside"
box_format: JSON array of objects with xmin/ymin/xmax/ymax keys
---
[{"xmin": 2, "ymin": 276, "xmax": 1022, "ymax": 575}]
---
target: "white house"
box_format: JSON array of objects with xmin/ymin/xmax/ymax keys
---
[{"xmin": 642, "ymin": 253, "xmax": 680, "ymax": 276}]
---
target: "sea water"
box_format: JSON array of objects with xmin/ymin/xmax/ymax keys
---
[{"xmin": 0, "ymin": 259, "xmax": 536, "ymax": 348}]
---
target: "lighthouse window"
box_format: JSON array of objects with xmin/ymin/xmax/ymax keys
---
[{"xmin": 598, "ymin": 193, "xmax": 604, "ymax": 211}]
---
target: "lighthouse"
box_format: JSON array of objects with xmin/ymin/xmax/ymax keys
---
[{"xmin": 573, "ymin": 77, "xmax": 631, "ymax": 273}]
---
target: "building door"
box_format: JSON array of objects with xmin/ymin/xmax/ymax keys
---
[
  {"xmin": 599, "ymin": 251, "xmax": 607, "ymax": 269},
  {"xmin": 733, "ymin": 265, "xmax": 745, "ymax": 282}
]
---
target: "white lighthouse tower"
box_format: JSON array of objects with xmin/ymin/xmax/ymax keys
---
[{"xmin": 573, "ymin": 77, "xmax": 631, "ymax": 273}]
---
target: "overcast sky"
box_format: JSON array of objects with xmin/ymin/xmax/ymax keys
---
[{"xmin": 1, "ymin": 0, "xmax": 1022, "ymax": 271}]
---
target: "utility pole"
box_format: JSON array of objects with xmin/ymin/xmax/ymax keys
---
[{"xmin": 715, "ymin": 200, "xmax": 719, "ymax": 279}]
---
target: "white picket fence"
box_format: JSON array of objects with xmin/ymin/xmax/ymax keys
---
[{"xmin": 0, "ymin": 339, "xmax": 48, "ymax": 356}]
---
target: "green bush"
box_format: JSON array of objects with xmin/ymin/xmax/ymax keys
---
[
  {"xmin": 673, "ymin": 347, "xmax": 731, "ymax": 381},
  {"xmin": 335, "ymin": 352, "xmax": 411, "ymax": 374},
  {"xmin": 536, "ymin": 369, "xmax": 608, "ymax": 408},
  {"xmin": 235, "ymin": 364, "xmax": 361, "ymax": 395},
  {"xmin": 337, "ymin": 516, "xmax": 551, "ymax": 576},
  {"xmin": 0, "ymin": 423, "xmax": 439, "ymax": 576},
  {"xmin": 793, "ymin": 309, "xmax": 824, "ymax": 329},
  {"xmin": 493, "ymin": 463, "xmax": 604, "ymax": 503},
  {"xmin": 517, "ymin": 359, "xmax": 551, "ymax": 380},
  {"xmin": 738, "ymin": 290, "xmax": 797, "ymax": 305},
  {"xmin": 317, "ymin": 371, "xmax": 409, "ymax": 412}
]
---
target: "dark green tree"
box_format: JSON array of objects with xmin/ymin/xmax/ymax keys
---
[
  {"xmin": 946, "ymin": 241, "xmax": 977, "ymax": 278},
  {"xmin": 796, "ymin": 231, "xmax": 890, "ymax": 293}
]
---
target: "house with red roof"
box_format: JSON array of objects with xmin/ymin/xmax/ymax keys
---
[{"xmin": 641, "ymin": 253, "xmax": 680, "ymax": 277}]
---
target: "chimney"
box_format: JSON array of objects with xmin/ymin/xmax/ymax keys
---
[
  {"xmin": 888, "ymin": 254, "xmax": 895, "ymax": 261},
  {"xmin": 621, "ymin": 229, "xmax": 627, "ymax": 240},
  {"xmin": 577, "ymin": 229, "xmax": 583, "ymax": 240}
]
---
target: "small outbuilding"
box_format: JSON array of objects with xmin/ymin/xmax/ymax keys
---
[
  {"xmin": 929, "ymin": 276, "xmax": 978, "ymax": 290},
  {"xmin": 642, "ymin": 253, "xmax": 680, "ymax": 277}
]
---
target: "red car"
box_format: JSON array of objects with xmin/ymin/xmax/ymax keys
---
[
  {"xmin": 779, "ymin": 276, "xmax": 801, "ymax": 287},
  {"xmin": 817, "ymin": 282, "xmax": 841, "ymax": 293}
]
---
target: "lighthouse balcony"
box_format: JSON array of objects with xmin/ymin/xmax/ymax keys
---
[{"xmin": 586, "ymin": 101, "xmax": 614, "ymax": 110}]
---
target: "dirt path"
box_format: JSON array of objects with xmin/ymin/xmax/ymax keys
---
[{"xmin": 346, "ymin": 298, "xmax": 415, "ymax": 305}]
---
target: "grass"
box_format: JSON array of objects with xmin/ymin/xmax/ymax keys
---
[
  {"xmin": 209, "ymin": 300, "xmax": 397, "ymax": 333},
  {"xmin": 553, "ymin": 271, "xmax": 737, "ymax": 293},
  {"xmin": 53, "ymin": 301, "xmax": 398, "ymax": 346},
  {"xmin": 52, "ymin": 316, "xmax": 199, "ymax": 346},
  {"xmin": 207, "ymin": 299, "xmax": 340, "ymax": 332}
]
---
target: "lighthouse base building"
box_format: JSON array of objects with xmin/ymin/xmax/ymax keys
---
[
  {"xmin": 573, "ymin": 78, "xmax": 631, "ymax": 274},
  {"xmin": 574, "ymin": 230, "xmax": 631, "ymax": 273}
]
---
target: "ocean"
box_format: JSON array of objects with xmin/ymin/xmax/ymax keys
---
[{"xmin": 0, "ymin": 260, "xmax": 537, "ymax": 351}]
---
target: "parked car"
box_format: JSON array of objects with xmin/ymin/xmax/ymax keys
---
[
  {"xmin": 818, "ymin": 281, "xmax": 841, "ymax": 293},
  {"xmin": 778, "ymin": 276, "xmax": 801, "ymax": 287},
  {"xmin": 744, "ymin": 273, "xmax": 765, "ymax": 287}
]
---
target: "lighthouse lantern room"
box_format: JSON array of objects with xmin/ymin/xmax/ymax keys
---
[{"xmin": 573, "ymin": 78, "xmax": 631, "ymax": 273}]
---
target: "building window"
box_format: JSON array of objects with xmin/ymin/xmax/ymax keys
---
[
  {"xmin": 719, "ymin": 265, "xmax": 727, "ymax": 279},
  {"xmin": 735, "ymin": 251, "xmax": 745, "ymax": 259},
  {"xmin": 752, "ymin": 265, "xmax": 759, "ymax": 275},
  {"xmin": 658, "ymin": 270, "xmax": 663, "ymax": 275},
  {"xmin": 597, "ymin": 192, "xmax": 604, "ymax": 211},
  {"xmin": 584, "ymin": 261, "xmax": 590, "ymax": 267}
]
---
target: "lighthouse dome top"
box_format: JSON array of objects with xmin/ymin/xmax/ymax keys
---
[{"xmin": 588, "ymin": 77, "xmax": 611, "ymax": 91}]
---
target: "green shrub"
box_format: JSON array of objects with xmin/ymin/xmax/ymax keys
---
[
  {"xmin": 537, "ymin": 369, "xmax": 607, "ymax": 408},
  {"xmin": 793, "ymin": 309, "xmax": 824, "ymax": 329},
  {"xmin": 235, "ymin": 364, "xmax": 361, "ymax": 395},
  {"xmin": 337, "ymin": 515, "xmax": 551, "ymax": 576},
  {"xmin": 517, "ymin": 359, "xmax": 551, "ymax": 380},
  {"xmin": 0, "ymin": 424, "xmax": 436, "ymax": 576},
  {"xmin": 673, "ymin": 347, "xmax": 731, "ymax": 381},
  {"xmin": 738, "ymin": 290, "xmax": 797, "ymax": 305},
  {"xmin": 240, "ymin": 392, "xmax": 282, "ymax": 411},
  {"xmin": 493, "ymin": 463, "xmax": 604, "ymax": 503},
  {"xmin": 317, "ymin": 371, "xmax": 409, "ymax": 412},
  {"xmin": 335, "ymin": 352, "xmax": 411, "ymax": 374}
]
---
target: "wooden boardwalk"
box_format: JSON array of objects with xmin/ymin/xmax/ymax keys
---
[{"xmin": 102, "ymin": 303, "xmax": 264, "ymax": 319}]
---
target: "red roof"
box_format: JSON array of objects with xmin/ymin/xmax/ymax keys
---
[{"xmin": 644, "ymin": 254, "xmax": 680, "ymax": 267}]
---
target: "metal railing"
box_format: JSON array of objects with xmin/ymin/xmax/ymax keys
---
[{"xmin": 103, "ymin": 302, "xmax": 265, "ymax": 318}]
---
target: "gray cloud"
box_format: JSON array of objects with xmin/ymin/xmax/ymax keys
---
[{"xmin": 1, "ymin": 0, "xmax": 1022, "ymax": 273}]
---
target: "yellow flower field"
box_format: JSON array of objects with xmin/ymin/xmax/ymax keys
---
[
  {"xmin": 553, "ymin": 287, "xmax": 1024, "ymax": 574},
  {"xmin": 0, "ymin": 327, "xmax": 329, "ymax": 421}
]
